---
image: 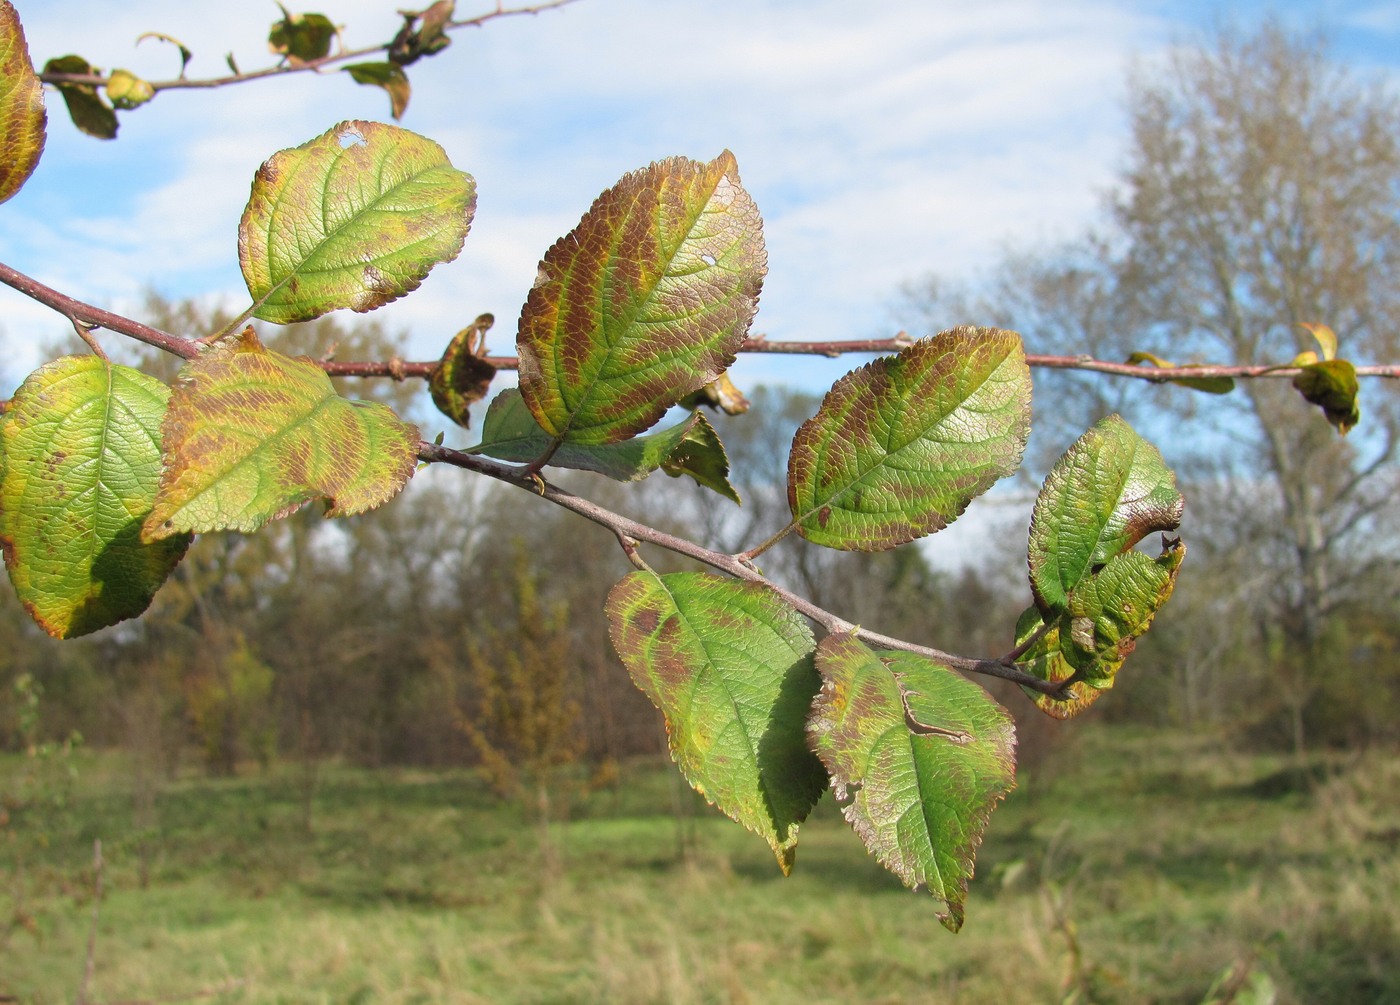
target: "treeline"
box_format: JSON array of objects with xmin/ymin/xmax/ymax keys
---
[{"xmin": 2, "ymin": 304, "xmax": 1398, "ymax": 788}]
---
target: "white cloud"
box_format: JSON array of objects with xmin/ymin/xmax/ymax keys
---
[{"xmin": 3, "ymin": 0, "xmax": 1395, "ymax": 386}]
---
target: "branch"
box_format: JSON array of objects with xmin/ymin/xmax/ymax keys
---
[
  {"xmin": 5, "ymin": 265, "xmax": 1396, "ymax": 388},
  {"xmin": 0, "ymin": 262, "xmax": 198, "ymax": 360},
  {"xmin": 37, "ymin": 1, "xmax": 579, "ymax": 94},
  {"xmin": 417, "ymin": 439, "xmax": 1074, "ymax": 699}
]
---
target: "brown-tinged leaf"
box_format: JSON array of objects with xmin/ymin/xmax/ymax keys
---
[
  {"xmin": 517, "ymin": 151, "xmax": 765, "ymax": 447},
  {"xmin": 142, "ymin": 328, "xmax": 418, "ymax": 539},
  {"xmin": 0, "ymin": 1, "xmax": 45, "ymax": 203}
]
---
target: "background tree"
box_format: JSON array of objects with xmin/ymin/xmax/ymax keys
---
[{"xmin": 905, "ymin": 22, "xmax": 1400, "ymax": 751}]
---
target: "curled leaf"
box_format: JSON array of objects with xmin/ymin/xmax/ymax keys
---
[
  {"xmin": 428, "ymin": 313, "xmax": 496, "ymax": 428},
  {"xmin": 1295, "ymin": 322, "xmax": 1338, "ymax": 362},
  {"xmin": 136, "ymin": 32, "xmax": 193, "ymax": 78},
  {"xmin": 678, "ymin": 372, "xmax": 751, "ymax": 415},
  {"xmin": 389, "ymin": 1, "xmax": 455, "ymax": 65},
  {"xmin": 1029, "ymin": 415, "xmax": 1183, "ymax": 617},
  {"xmin": 106, "ymin": 69, "xmax": 154, "ymax": 110},
  {"xmin": 0, "ymin": 0, "xmax": 45, "ymax": 203},
  {"xmin": 1293, "ymin": 358, "xmax": 1359, "ymax": 434},
  {"xmin": 1017, "ymin": 538, "xmax": 1185, "ymax": 719}
]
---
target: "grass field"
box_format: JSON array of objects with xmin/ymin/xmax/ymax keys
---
[{"xmin": 3, "ymin": 726, "xmax": 1399, "ymax": 1004}]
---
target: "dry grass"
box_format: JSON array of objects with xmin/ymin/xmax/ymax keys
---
[{"xmin": 3, "ymin": 729, "xmax": 1398, "ymax": 1003}]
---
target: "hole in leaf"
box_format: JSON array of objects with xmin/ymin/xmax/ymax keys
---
[
  {"xmin": 700, "ymin": 253, "xmax": 717, "ymax": 266},
  {"xmin": 338, "ymin": 127, "xmax": 367, "ymax": 149}
]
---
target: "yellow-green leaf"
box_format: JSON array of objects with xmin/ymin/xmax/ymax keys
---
[
  {"xmin": 0, "ymin": 1, "xmax": 45, "ymax": 203},
  {"xmin": 238, "ymin": 120, "xmax": 475, "ymax": 324},
  {"xmin": 808, "ymin": 634, "xmax": 1016, "ymax": 931},
  {"xmin": 1295, "ymin": 322, "xmax": 1338, "ymax": 362},
  {"xmin": 106, "ymin": 68, "xmax": 154, "ymax": 110},
  {"xmin": 0, "ymin": 357, "xmax": 190, "ymax": 638},
  {"xmin": 142, "ymin": 328, "xmax": 418, "ymax": 539},
  {"xmin": 1017, "ymin": 538, "xmax": 1185, "ymax": 719}
]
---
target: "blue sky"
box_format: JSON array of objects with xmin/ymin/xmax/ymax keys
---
[{"xmin": 2, "ymin": 0, "xmax": 1398, "ymax": 396}]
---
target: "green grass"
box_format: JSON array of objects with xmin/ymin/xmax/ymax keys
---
[{"xmin": 4, "ymin": 727, "xmax": 1400, "ymax": 1004}]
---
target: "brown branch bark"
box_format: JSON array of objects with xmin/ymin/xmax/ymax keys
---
[{"xmin": 416, "ymin": 440, "xmax": 1075, "ymax": 699}]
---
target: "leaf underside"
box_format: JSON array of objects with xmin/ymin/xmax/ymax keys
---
[
  {"xmin": 1, "ymin": 356, "xmax": 190, "ymax": 638},
  {"xmin": 517, "ymin": 150, "xmax": 766, "ymax": 447},
  {"xmin": 476, "ymin": 389, "xmax": 738, "ymax": 500},
  {"xmin": 42, "ymin": 54, "xmax": 116, "ymax": 139},
  {"xmin": 605, "ymin": 571, "xmax": 826, "ymax": 873},
  {"xmin": 787, "ymin": 327, "xmax": 1032, "ymax": 551},
  {"xmin": 142, "ymin": 328, "xmax": 419, "ymax": 539},
  {"xmin": 0, "ymin": 1, "xmax": 46, "ymax": 204},
  {"xmin": 239, "ymin": 119, "xmax": 475, "ymax": 324},
  {"xmin": 808, "ymin": 633, "xmax": 1016, "ymax": 931}
]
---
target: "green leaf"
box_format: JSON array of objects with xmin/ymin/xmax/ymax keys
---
[
  {"xmin": 42, "ymin": 55, "xmax": 116, "ymax": 139},
  {"xmin": 0, "ymin": 1, "xmax": 45, "ymax": 204},
  {"xmin": 517, "ymin": 151, "xmax": 765, "ymax": 446},
  {"xmin": 106, "ymin": 69, "xmax": 154, "ymax": 110},
  {"xmin": 345, "ymin": 61, "xmax": 410, "ymax": 120},
  {"xmin": 787, "ymin": 327, "xmax": 1031, "ymax": 551},
  {"xmin": 268, "ymin": 5, "xmax": 336, "ymax": 66},
  {"xmin": 605, "ymin": 571, "xmax": 826, "ymax": 873},
  {"xmin": 1016, "ymin": 538, "xmax": 1185, "ymax": 719},
  {"xmin": 808, "ymin": 634, "xmax": 1016, "ymax": 931},
  {"xmin": 428, "ymin": 313, "xmax": 496, "ymax": 428},
  {"xmin": 389, "ymin": 0, "xmax": 454, "ymax": 66},
  {"xmin": 239, "ymin": 120, "xmax": 475, "ymax": 324},
  {"xmin": 1293, "ymin": 358, "xmax": 1359, "ymax": 434},
  {"xmin": 476, "ymin": 389, "xmax": 739, "ymax": 501},
  {"xmin": 659, "ymin": 411, "xmax": 740, "ymax": 504},
  {"xmin": 0, "ymin": 356, "xmax": 190, "ymax": 639},
  {"xmin": 1126, "ymin": 351, "xmax": 1234, "ymax": 394},
  {"xmin": 142, "ymin": 328, "xmax": 419, "ymax": 539},
  {"xmin": 1028, "ymin": 414, "xmax": 1183, "ymax": 617}
]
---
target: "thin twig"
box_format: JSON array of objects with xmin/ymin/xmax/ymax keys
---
[
  {"xmin": 40, "ymin": 1, "xmax": 579, "ymax": 95},
  {"xmin": 37, "ymin": 1, "xmax": 580, "ymax": 94},
  {"xmin": 418, "ymin": 440, "xmax": 1073, "ymax": 698},
  {"xmin": 0, "ymin": 262, "xmax": 197, "ymax": 360},
  {"xmin": 4, "ymin": 262, "xmax": 1397, "ymax": 384}
]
